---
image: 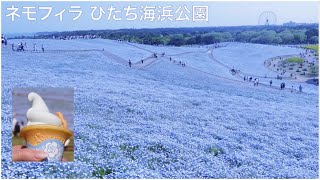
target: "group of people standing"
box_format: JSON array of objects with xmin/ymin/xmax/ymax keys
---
[
  {"xmin": 278, "ymin": 81, "xmax": 303, "ymax": 92},
  {"xmin": 244, "ymin": 76, "xmax": 260, "ymax": 86},
  {"xmin": 128, "ymin": 57, "xmax": 146, "ymax": 68},
  {"xmin": 1, "ymin": 34, "xmax": 8, "ymax": 46},
  {"xmin": 128, "ymin": 57, "xmax": 145, "ymax": 68},
  {"xmin": 11, "ymin": 42, "xmax": 45, "ymax": 52},
  {"xmin": 244, "ymin": 75, "xmax": 303, "ymax": 92},
  {"xmin": 243, "ymin": 76, "xmax": 255, "ymax": 83},
  {"xmin": 12, "ymin": 42, "xmax": 26, "ymax": 51},
  {"xmin": 128, "ymin": 56, "xmax": 187, "ymax": 68},
  {"xmin": 169, "ymin": 57, "xmax": 186, "ymax": 67}
]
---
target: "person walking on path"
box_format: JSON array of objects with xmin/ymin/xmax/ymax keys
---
[
  {"xmin": 18, "ymin": 42, "xmax": 24, "ymax": 51},
  {"xmin": 269, "ymin": 80, "xmax": 272, "ymax": 86},
  {"xmin": 128, "ymin": 60, "xmax": 132, "ymax": 68},
  {"xmin": 33, "ymin": 43, "xmax": 37, "ymax": 51},
  {"xmin": 1, "ymin": 34, "xmax": 4, "ymax": 44},
  {"xmin": 254, "ymin": 78, "xmax": 259, "ymax": 86},
  {"xmin": 299, "ymin": 85, "xmax": 302, "ymax": 92},
  {"xmin": 41, "ymin": 44, "xmax": 44, "ymax": 53}
]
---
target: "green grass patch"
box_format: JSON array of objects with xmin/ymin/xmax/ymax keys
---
[
  {"xmin": 119, "ymin": 144, "xmax": 139, "ymax": 160},
  {"xmin": 208, "ymin": 146, "xmax": 224, "ymax": 156},
  {"xmin": 287, "ymin": 57, "xmax": 304, "ymax": 63},
  {"xmin": 92, "ymin": 167, "xmax": 114, "ymax": 178},
  {"xmin": 126, "ymin": 107, "xmax": 135, "ymax": 113},
  {"xmin": 119, "ymin": 144, "xmax": 139, "ymax": 152},
  {"xmin": 304, "ymin": 45, "xmax": 319, "ymax": 56},
  {"xmin": 148, "ymin": 143, "xmax": 169, "ymax": 153},
  {"xmin": 147, "ymin": 158, "xmax": 160, "ymax": 170}
]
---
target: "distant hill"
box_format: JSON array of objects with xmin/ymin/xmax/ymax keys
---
[{"xmin": 4, "ymin": 32, "xmax": 35, "ymax": 39}]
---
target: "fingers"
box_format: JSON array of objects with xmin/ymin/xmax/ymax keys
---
[
  {"xmin": 12, "ymin": 145, "xmax": 25, "ymax": 151},
  {"xmin": 12, "ymin": 146, "xmax": 48, "ymax": 162},
  {"xmin": 12, "ymin": 146, "xmax": 69, "ymax": 162}
]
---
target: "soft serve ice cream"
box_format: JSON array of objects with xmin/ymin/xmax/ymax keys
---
[
  {"xmin": 20, "ymin": 92, "xmax": 73, "ymax": 162},
  {"xmin": 26, "ymin": 92, "xmax": 62, "ymax": 126}
]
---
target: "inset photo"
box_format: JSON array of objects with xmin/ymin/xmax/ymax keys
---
[{"xmin": 12, "ymin": 88, "xmax": 74, "ymax": 162}]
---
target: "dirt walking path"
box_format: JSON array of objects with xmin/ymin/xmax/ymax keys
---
[
  {"xmin": 134, "ymin": 57, "xmax": 163, "ymax": 69},
  {"xmin": 125, "ymin": 42, "xmax": 156, "ymax": 53},
  {"xmin": 101, "ymin": 50, "xmax": 128, "ymax": 66}
]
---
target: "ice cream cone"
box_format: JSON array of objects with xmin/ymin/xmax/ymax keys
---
[{"xmin": 20, "ymin": 112, "xmax": 72, "ymax": 162}]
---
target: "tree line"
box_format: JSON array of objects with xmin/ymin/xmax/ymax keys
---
[{"xmin": 34, "ymin": 24, "xmax": 318, "ymax": 46}]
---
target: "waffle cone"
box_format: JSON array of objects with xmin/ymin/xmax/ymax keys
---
[{"xmin": 20, "ymin": 125, "xmax": 72, "ymax": 146}]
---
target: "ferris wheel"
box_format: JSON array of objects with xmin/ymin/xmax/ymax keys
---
[{"xmin": 258, "ymin": 11, "xmax": 277, "ymax": 25}]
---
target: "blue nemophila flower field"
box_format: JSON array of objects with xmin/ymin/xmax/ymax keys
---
[{"xmin": 2, "ymin": 39, "xmax": 318, "ymax": 178}]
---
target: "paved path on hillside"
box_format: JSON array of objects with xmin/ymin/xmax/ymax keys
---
[
  {"xmin": 166, "ymin": 52, "xmax": 303, "ymax": 93},
  {"xmin": 208, "ymin": 48, "xmax": 301, "ymax": 80},
  {"xmin": 125, "ymin": 42, "xmax": 156, "ymax": 53},
  {"xmin": 134, "ymin": 57, "xmax": 162, "ymax": 69},
  {"xmin": 101, "ymin": 50, "xmax": 129, "ymax": 66},
  {"xmin": 169, "ymin": 56, "xmax": 304, "ymax": 93},
  {"xmin": 166, "ymin": 50, "xmax": 208, "ymax": 57}
]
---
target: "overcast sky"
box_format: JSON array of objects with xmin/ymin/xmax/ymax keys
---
[{"xmin": 2, "ymin": 1, "xmax": 319, "ymax": 34}]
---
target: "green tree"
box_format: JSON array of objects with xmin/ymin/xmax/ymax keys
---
[
  {"xmin": 201, "ymin": 32, "xmax": 225, "ymax": 44},
  {"xmin": 273, "ymin": 35, "xmax": 283, "ymax": 44},
  {"xmin": 186, "ymin": 37, "xmax": 197, "ymax": 45},
  {"xmin": 305, "ymin": 28, "xmax": 318, "ymax": 40},
  {"xmin": 259, "ymin": 30, "xmax": 277, "ymax": 44},
  {"xmin": 309, "ymin": 36, "xmax": 319, "ymax": 44},
  {"xmin": 221, "ymin": 32, "xmax": 233, "ymax": 41},
  {"xmin": 236, "ymin": 31, "xmax": 259, "ymax": 42},
  {"xmin": 168, "ymin": 35, "xmax": 186, "ymax": 46},
  {"xmin": 279, "ymin": 30, "xmax": 294, "ymax": 44},
  {"xmin": 293, "ymin": 30, "xmax": 307, "ymax": 44}
]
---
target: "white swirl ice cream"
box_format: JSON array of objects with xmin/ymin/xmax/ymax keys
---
[{"xmin": 26, "ymin": 92, "xmax": 62, "ymax": 126}]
